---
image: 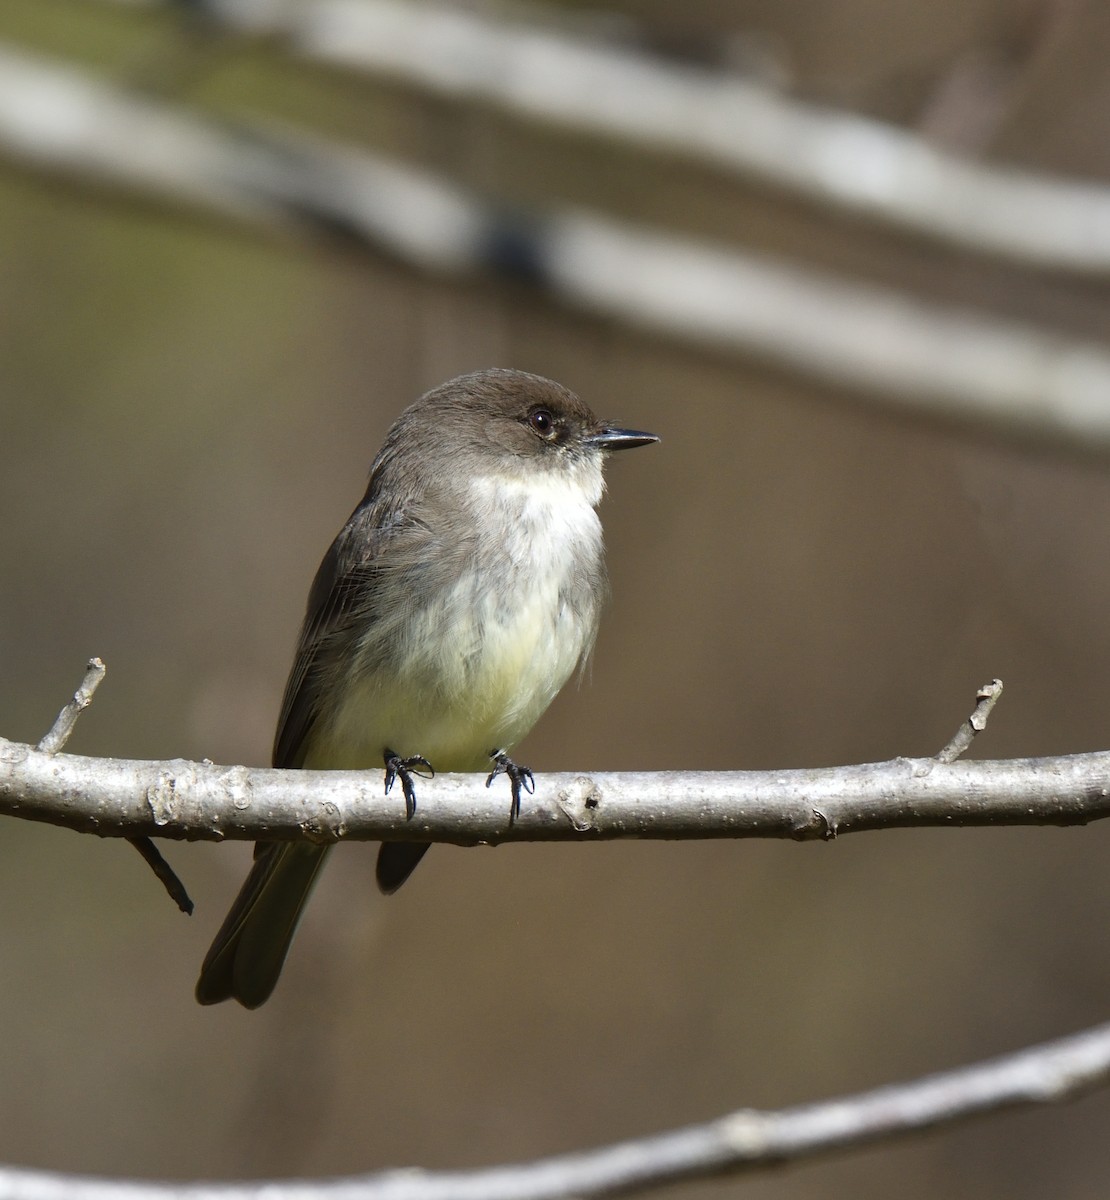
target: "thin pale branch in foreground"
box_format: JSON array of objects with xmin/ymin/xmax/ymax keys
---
[{"xmin": 3, "ymin": 1017, "xmax": 1110, "ymax": 1199}]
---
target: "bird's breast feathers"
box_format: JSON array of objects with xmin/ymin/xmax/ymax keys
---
[{"xmin": 305, "ymin": 467, "xmax": 605, "ymax": 771}]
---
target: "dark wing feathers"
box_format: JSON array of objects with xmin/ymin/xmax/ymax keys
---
[
  {"xmin": 270, "ymin": 463, "xmax": 437, "ymax": 771},
  {"xmin": 272, "ymin": 504, "xmax": 383, "ymax": 769}
]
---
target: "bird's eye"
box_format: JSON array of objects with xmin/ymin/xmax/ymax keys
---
[{"xmin": 528, "ymin": 408, "xmax": 556, "ymax": 437}]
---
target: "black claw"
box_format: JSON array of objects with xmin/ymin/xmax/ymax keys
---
[
  {"xmin": 486, "ymin": 749, "xmax": 535, "ymax": 824},
  {"xmin": 383, "ymin": 749, "xmax": 434, "ymax": 820}
]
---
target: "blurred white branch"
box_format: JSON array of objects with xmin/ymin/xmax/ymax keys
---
[
  {"xmin": 91, "ymin": 0, "xmax": 1110, "ymax": 275},
  {"xmin": 4, "ymin": 1017, "xmax": 1110, "ymax": 1197},
  {"xmin": 2, "ymin": 44, "xmax": 1110, "ymax": 450}
]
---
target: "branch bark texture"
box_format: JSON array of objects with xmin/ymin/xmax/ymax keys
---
[{"xmin": 2, "ymin": 734, "xmax": 1109, "ymax": 845}]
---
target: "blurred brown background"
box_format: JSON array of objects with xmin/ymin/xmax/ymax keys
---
[{"xmin": 3, "ymin": 1, "xmax": 1110, "ymax": 1197}]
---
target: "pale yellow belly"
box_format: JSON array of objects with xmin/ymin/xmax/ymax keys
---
[{"xmin": 302, "ymin": 586, "xmax": 592, "ymax": 773}]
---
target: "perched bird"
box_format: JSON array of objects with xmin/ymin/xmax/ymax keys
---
[{"xmin": 195, "ymin": 368, "xmax": 658, "ymax": 1007}]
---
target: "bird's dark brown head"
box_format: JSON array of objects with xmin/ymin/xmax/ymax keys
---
[{"xmin": 399, "ymin": 368, "xmax": 659, "ymax": 467}]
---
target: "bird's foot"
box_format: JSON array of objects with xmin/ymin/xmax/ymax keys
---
[
  {"xmin": 486, "ymin": 749, "xmax": 535, "ymax": 824},
  {"xmin": 383, "ymin": 749, "xmax": 434, "ymax": 820}
]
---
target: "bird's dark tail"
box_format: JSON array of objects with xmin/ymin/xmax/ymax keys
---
[
  {"xmin": 376, "ymin": 842, "xmax": 430, "ymax": 894},
  {"xmin": 195, "ymin": 841, "xmax": 332, "ymax": 1008}
]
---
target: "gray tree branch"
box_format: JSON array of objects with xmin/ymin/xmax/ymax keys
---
[
  {"xmin": 1, "ymin": 673, "xmax": 1108, "ymax": 846},
  {"xmin": 6, "ymin": 734, "xmax": 1109, "ymax": 843}
]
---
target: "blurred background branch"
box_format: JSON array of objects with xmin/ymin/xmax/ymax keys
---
[
  {"xmin": 86, "ymin": 0, "xmax": 1110, "ymax": 276},
  {"xmin": 2, "ymin": 41, "xmax": 1110, "ymax": 451}
]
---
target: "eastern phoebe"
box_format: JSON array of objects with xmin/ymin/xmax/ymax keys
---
[{"xmin": 195, "ymin": 368, "xmax": 657, "ymax": 1007}]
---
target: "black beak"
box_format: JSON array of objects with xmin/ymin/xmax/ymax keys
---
[{"xmin": 587, "ymin": 426, "xmax": 660, "ymax": 452}]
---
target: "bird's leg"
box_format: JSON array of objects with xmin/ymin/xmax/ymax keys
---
[
  {"xmin": 383, "ymin": 748, "xmax": 434, "ymax": 820},
  {"xmin": 486, "ymin": 749, "xmax": 535, "ymax": 824}
]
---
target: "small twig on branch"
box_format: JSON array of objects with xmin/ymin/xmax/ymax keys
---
[
  {"xmin": 2, "ymin": 1016, "xmax": 1110, "ymax": 1199},
  {"xmin": 936, "ymin": 678, "xmax": 1004, "ymax": 763},
  {"xmin": 125, "ymin": 835, "xmax": 194, "ymax": 915},
  {"xmin": 36, "ymin": 660, "xmax": 194, "ymax": 915},
  {"xmin": 36, "ymin": 657, "xmax": 106, "ymax": 754}
]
